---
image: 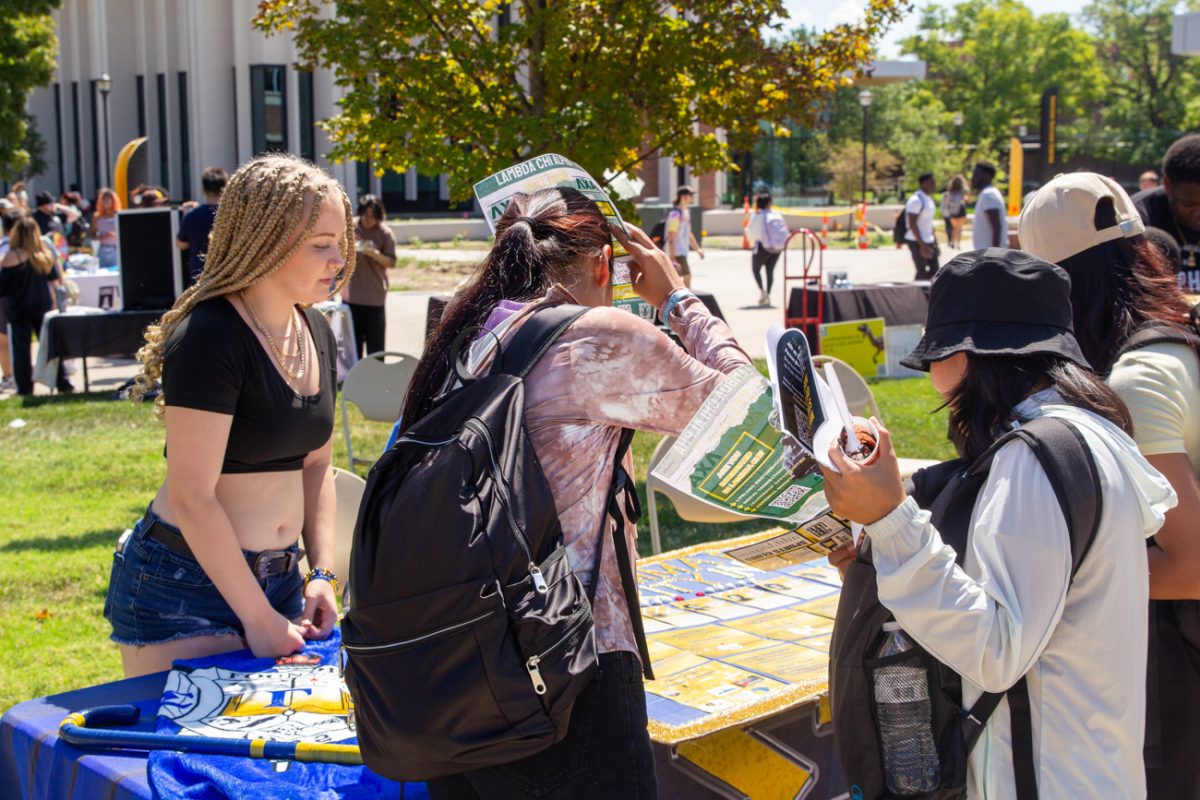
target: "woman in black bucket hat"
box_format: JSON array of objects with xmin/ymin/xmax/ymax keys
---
[{"xmin": 821, "ymin": 249, "xmax": 1176, "ymax": 799}]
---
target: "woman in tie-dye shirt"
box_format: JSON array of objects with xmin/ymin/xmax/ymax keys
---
[{"xmin": 405, "ymin": 186, "xmax": 750, "ymax": 800}]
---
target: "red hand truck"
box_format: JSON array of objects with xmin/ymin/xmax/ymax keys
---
[{"xmin": 781, "ymin": 228, "xmax": 825, "ymax": 350}]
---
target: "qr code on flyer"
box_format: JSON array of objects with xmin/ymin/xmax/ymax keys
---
[{"xmin": 767, "ymin": 484, "xmax": 811, "ymax": 510}]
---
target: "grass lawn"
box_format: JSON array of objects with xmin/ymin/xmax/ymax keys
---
[{"xmin": 0, "ymin": 375, "xmax": 951, "ymax": 714}]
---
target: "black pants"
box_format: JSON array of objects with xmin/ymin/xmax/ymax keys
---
[
  {"xmin": 752, "ymin": 247, "xmax": 782, "ymax": 293},
  {"xmin": 9, "ymin": 315, "xmax": 70, "ymax": 395},
  {"xmin": 347, "ymin": 302, "xmax": 386, "ymax": 359},
  {"xmin": 907, "ymin": 239, "xmax": 940, "ymax": 281},
  {"xmin": 426, "ymin": 651, "xmax": 658, "ymax": 800}
]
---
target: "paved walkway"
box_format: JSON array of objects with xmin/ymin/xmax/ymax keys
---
[{"xmin": 8, "ymin": 244, "xmax": 938, "ymax": 397}]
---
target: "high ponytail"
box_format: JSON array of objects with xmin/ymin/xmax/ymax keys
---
[{"xmin": 401, "ymin": 186, "xmax": 610, "ymax": 430}]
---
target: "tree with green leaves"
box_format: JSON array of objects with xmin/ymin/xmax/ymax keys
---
[
  {"xmin": 255, "ymin": 0, "xmax": 907, "ymax": 203},
  {"xmin": 0, "ymin": 1, "xmax": 60, "ymax": 179},
  {"xmin": 902, "ymin": 0, "xmax": 1104, "ymax": 153},
  {"xmin": 1083, "ymin": 0, "xmax": 1200, "ymax": 165}
]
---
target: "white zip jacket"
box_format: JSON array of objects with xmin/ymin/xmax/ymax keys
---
[{"xmin": 867, "ymin": 391, "xmax": 1176, "ymax": 799}]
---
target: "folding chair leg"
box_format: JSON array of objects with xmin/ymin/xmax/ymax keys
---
[{"xmin": 648, "ymin": 489, "xmax": 663, "ymax": 555}]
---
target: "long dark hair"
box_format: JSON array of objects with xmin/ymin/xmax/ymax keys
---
[
  {"xmin": 1057, "ymin": 197, "xmax": 1200, "ymax": 375},
  {"xmin": 946, "ymin": 353, "xmax": 1132, "ymax": 463},
  {"xmin": 401, "ymin": 186, "xmax": 610, "ymax": 431}
]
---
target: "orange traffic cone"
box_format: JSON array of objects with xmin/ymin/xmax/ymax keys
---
[
  {"xmin": 820, "ymin": 215, "xmax": 829, "ymax": 241},
  {"xmin": 741, "ymin": 195, "xmax": 751, "ymax": 250},
  {"xmin": 857, "ymin": 222, "xmax": 869, "ymax": 250}
]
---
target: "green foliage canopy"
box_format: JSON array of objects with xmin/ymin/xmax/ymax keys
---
[
  {"xmin": 0, "ymin": 1, "xmax": 59, "ymax": 178},
  {"xmin": 255, "ymin": 0, "xmax": 907, "ymax": 201}
]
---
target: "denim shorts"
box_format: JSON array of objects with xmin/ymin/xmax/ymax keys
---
[{"xmin": 103, "ymin": 506, "xmax": 305, "ymax": 647}]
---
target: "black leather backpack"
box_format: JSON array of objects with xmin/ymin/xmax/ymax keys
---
[
  {"xmin": 341, "ymin": 303, "xmax": 650, "ymax": 782},
  {"xmin": 829, "ymin": 417, "xmax": 1102, "ymax": 800}
]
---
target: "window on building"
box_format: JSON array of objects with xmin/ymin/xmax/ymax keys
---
[
  {"xmin": 178, "ymin": 72, "xmax": 191, "ymax": 200},
  {"xmin": 136, "ymin": 75, "xmax": 146, "ymax": 137},
  {"xmin": 90, "ymin": 79, "xmax": 100, "ymax": 194},
  {"xmin": 157, "ymin": 73, "xmax": 169, "ymax": 190},
  {"xmin": 298, "ymin": 70, "xmax": 315, "ymax": 162},
  {"xmin": 53, "ymin": 83, "xmax": 64, "ymax": 191},
  {"xmin": 250, "ymin": 65, "xmax": 288, "ymax": 154},
  {"xmin": 380, "ymin": 171, "xmax": 404, "ymax": 212},
  {"xmin": 356, "ymin": 160, "xmax": 371, "ymax": 200},
  {"xmin": 71, "ymin": 82, "xmax": 81, "ymax": 191}
]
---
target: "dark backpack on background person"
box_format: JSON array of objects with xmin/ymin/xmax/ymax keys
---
[
  {"xmin": 340, "ymin": 303, "xmax": 651, "ymax": 783},
  {"xmin": 649, "ymin": 218, "xmax": 667, "ymax": 248},
  {"xmin": 1113, "ymin": 321, "xmax": 1200, "ymax": 797},
  {"xmin": 892, "ymin": 210, "xmax": 908, "ymax": 245},
  {"xmin": 830, "ymin": 417, "xmax": 1102, "ymax": 800}
]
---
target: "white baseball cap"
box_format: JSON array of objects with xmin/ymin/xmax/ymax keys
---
[{"xmin": 1018, "ymin": 172, "xmax": 1145, "ymax": 264}]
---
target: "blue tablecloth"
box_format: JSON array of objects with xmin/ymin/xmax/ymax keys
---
[{"xmin": 1, "ymin": 671, "xmax": 164, "ymax": 799}]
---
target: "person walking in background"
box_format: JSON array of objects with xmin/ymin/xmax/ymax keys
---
[
  {"xmin": 92, "ymin": 188, "xmax": 121, "ymax": 269},
  {"xmin": 745, "ymin": 192, "xmax": 789, "ymax": 306},
  {"xmin": 904, "ymin": 172, "xmax": 939, "ymax": 280},
  {"xmin": 1133, "ymin": 134, "xmax": 1200, "ymax": 293},
  {"xmin": 32, "ymin": 191, "xmax": 71, "ymax": 237},
  {"xmin": 1140, "ymin": 170, "xmax": 1161, "ymax": 192},
  {"xmin": 344, "ymin": 194, "xmax": 396, "ymax": 358},
  {"xmin": 0, "ymin": 211, "xmax": 18, "ymax": 391},
  {"xmin": 665, "ymin": 186, "xmax": 704, "ymax": 288},
  {"xmin": 971, "ymin": 162, "xmax": 1006, "ymax": 250},
  {"xmin": 941, "ymin": 174, "xmax": 968, "ymax": 249},
  {"xmin": 0, "ymin": 213, "xmax": 73, "ymax": 394},
  {"xmin": 177, "ymin": 167, "xmax": 229, "ymax": 287}
]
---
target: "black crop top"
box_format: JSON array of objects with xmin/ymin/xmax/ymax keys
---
[{"xmin": 162, "ymin": 297, "xmax": 337, "ymax": 473}]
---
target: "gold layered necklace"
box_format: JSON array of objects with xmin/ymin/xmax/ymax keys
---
[{"xmin": 239, "ymin": 290, "xmax": 307, "ymax": 381}]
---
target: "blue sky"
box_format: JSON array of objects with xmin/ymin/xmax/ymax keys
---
[{"xmin": 781, "ymin": 0, "xmax": 1090, "ymax": 57}]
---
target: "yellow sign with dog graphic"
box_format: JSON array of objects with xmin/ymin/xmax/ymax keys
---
[{"xmin": 817, "ymin": 317, "xmax": 887, "ymax": 378}]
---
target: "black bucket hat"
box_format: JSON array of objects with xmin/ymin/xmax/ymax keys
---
[{"xmin": 901, "ymin": 248, "xmax": 1091, "ymax": 372}]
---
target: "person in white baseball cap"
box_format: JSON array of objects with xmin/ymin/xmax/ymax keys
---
[{"xmin": 1021, "ymin": 171, "xmax": 1200, "ymax": 799}]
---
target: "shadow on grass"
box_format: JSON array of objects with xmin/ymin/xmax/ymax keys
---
[
  {"xmin": 12, "ymin": 391, "xmax": 121, "ymax": 408},
  {"xmin": 2, "ymin": 528, "xmax": 123, "ymax": 553}
]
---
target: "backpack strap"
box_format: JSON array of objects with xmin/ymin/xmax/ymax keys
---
[
  {"xmin": 591, "ymin": 427, "xmax": 655, "ymax": 681},
  {"xmin": 490, "ymin": 303, "xmax": 591, "ymax": 379},
  {"xmin": 955, "ymin": 416, "xmax": 1103, "ymax": 799},
  {"xmin": 1114, "ymin": 321, "xmax": 1200, "ymax": 361}
]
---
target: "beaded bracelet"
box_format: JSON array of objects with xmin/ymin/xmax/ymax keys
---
[
  {"xmin": 303, "ymin": 567, "xmax": 340, "ymax": 595},
  {"xmin": 660, "ymin": 288, "xmax": 697, "ymax": 322}
]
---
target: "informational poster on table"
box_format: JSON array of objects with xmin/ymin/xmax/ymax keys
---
[
  {"xmin": 818, "ymin": 317, "xmax": 888, "ymax": 378},
  {"xmin": 638, "ymin": 525, "xmax": 847, "ymax": 744},
  {"xmin": 472, "ymin": 153, "xmax": 657, "ymax": 322}
]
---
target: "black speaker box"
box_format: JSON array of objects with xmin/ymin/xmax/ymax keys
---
[{"xmin": 117, "ymin": 208, "xmax": 183, "ymax": 310}]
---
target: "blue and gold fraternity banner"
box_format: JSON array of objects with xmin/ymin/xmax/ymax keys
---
[
  {"xmin": 149, "ymin": 631, "xmax": 419, "ymax": 800},
  {"xmin": 639, "ymin": 524, "xmax": 844, "ymax": 744}
]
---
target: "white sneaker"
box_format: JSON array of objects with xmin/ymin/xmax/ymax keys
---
[
  {"xmin": 760, "ymin": 290, "xmax": 771, "ymax": 306},
  {"xmin": 0, "ymin": 376, "xmax": 13, "ymax": 392}
]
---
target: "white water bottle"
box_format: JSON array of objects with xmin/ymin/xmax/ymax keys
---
[{"xmin": 874, "ymin": 621, "xmax": 940, "ymax": 793}]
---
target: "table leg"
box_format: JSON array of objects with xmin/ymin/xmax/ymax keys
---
[{"xmin": 82, "ymin": 358, "xmax": 90, "ymax": 393}]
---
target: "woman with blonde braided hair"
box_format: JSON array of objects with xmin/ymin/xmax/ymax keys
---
[{"xmin": 105, "ymin": 154, "xmax": 355, "ymax": 676}]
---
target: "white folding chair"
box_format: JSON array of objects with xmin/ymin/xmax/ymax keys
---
[
  {"xmin": 340, "ymin": 350, "xmax": 419, "ymax": 471},
  {"xmin": 645, "ymin": 435, "xmax": 758, "ymax": 555},
  {"xmin": 812, "ymin": 354, "xmax": 882, "ymax": 420},
  {"xmin": 300, "ymin": 466, "xmax": 366, "ymax": 604}
]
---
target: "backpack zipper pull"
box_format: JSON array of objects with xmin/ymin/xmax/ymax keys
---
[
  {"xmin": 529, "ymin": 563, "xmax": 549, "ymax": 594},
  {"xmin": 526, "ymin": 655, "xmax": 548, "ymax": 695}
]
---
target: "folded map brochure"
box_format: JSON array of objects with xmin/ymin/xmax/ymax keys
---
[{"xmin": 473, "ymin": 153, "xmax": 656, "ymax": 322}]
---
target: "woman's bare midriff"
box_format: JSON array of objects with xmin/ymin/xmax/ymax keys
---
[{"xmin": 151, "ymin": 470, "xmax": 305, "ymax": 552}]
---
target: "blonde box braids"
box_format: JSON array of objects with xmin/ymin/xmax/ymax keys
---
[{"xmin": 133, "ymin": 153, "xmax": 356, "ymax": 413}]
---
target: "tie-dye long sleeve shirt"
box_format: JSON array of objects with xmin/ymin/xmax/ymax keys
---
[{"xmin": 486, "ymin": 286, "xmax": 751, "ymax": 657}]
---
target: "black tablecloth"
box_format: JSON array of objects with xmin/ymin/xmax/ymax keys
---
[
  {"xmin": 44, "ymin": 310, "xmax": 162, "ymax": 360},
  {"xmin": 426, "ymin": 290, "xmax": 725, "ymax": 337},
  {"xmin": 787, "ymin": 283, "xmax": 930, "ymax": 327}
]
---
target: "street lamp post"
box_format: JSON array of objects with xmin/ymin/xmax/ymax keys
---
[
  {"xmin": 952, "ymin": 111, "xmax": 964, "ymax": 145},
  {"xmin": 97, "ymin": 73, "xmax": 112, "ymax": 188},
  {"xmin": 858, "ymin": 89, "xmax": 873, "ymax": 205}
]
